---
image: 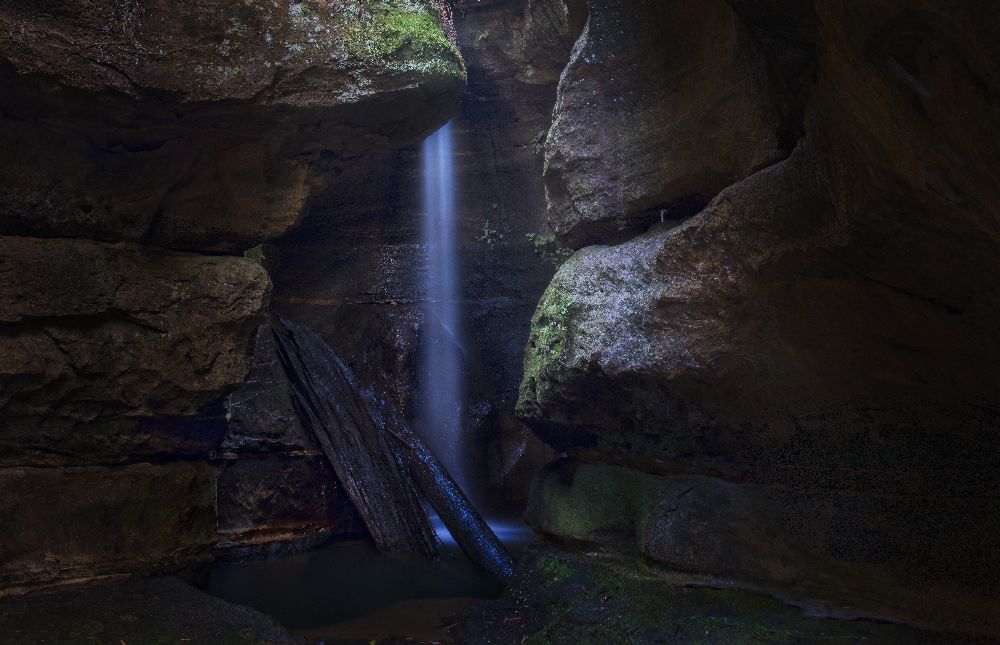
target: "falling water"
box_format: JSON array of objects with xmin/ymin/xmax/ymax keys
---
[{"xmin": 419, "ymin": 121, "xmax": 466, "ymax": 491}]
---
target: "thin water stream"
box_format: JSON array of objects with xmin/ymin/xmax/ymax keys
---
[{"xmin": 419, "ymin": 121, "xmax": 467, "ymax": 493}]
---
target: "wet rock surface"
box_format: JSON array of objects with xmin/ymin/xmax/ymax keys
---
[
  {"xmin": 1, "ymin": 0, "xmax": 998, "ymax": 640},
  {"xmin": 267, "ymin": 0, "xmax": 570, "ymax": 510}
]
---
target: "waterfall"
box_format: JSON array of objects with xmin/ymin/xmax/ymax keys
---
[{"xmin": 419, "ymin": 121, "xmax": 466, "ymax": 491}]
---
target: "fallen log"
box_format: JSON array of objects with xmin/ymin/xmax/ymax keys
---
[
  {"xmin": 270, "ymin": 317, "xmax": 514, "ymax": 578},
  {"xmin": 271, "ymin": 317, "xmax": 439, "ymax": 559},
  {"xmin": 379, "ymin": 404, "xmax": 515, "ymax": 578}
]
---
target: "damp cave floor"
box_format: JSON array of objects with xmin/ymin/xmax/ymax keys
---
[
  {"xmin": 0, "ymin": 543, "xmax": 995, "ymax": 645},
  {"xmin": 0, "ymin": 574, "xmax": 472, "ymax": 645}
]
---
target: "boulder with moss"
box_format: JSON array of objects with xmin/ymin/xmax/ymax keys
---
[
  {"xmin": 518, "ymin": 0, "xmax": 1000, "ymax": 633},
  {"xmin": 0, "ymin": 0, "xmax": 466, "ymax": 251},
  {"xmin": 542, "ymin": 0, "xmax": 788, "ymax": 247}
]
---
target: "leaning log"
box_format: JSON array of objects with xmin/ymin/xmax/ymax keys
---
[
  {"xmin": 379, "ymin": 404, "xmax": 515, "ymax": 578},
  {"xmin": 271, "ymin": 317, "xmax": 439, "ymax": 559},
  {"xmin": 271, "ymin": 317, "xmax": 514, "ymax": 577}
]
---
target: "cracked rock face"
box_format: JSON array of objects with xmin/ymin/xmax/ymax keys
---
[{"xmin": 519, "ymin": 0, "xmax": 1000, "ymax": 630}]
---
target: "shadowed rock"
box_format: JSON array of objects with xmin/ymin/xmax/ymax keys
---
[
  {"xmin": 272, "ymin": 317, "xmax": 440, "ymax": 560},
  {"xmin": 543, "ymin": 0, "xmax": 787, "ymax": 247},
  {"xmin": 0, "ymin": 463, "xmax": 215, "ymax": 593},
  {"xmin": 0, "ymin": 236, "xmax": 271, "ymax": 466},
  {"xmin": 0, "ymin": 577, "xmax": 299, "ymax": 644},
  {"xmin": 0, "ymin": 0, "xmax": 467, "ymax": 251},
  {"xmin": 272, "ymin": 317, "xmax": 514, "ymax": 577},
  {"xmin": 518, "ymin": 0, "xmax": 1000, "ymax": 635},
  {"xmin": 0, "ymin": 0, "xmax": 467, "ymax": 592}
]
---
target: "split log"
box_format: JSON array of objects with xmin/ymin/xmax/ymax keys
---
[
  {"xmin": 379, "ymin": 405, "xmax": 515, "ymax": 578},
  {"xmin": 271, "ymin": 317, "xmax": 439, "ymax": 559},
  {"xmin": 271, "ymin": 316, "xmax": 514, "ymax": 577}
]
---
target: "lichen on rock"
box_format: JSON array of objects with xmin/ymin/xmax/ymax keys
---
[{"xmin": 0, "ymin": 0, "xmax": 465, "ymax": 105}]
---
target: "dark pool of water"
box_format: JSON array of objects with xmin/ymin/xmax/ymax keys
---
[{"xmin": 202, "ymin": 517, "xmax": 531, "ymax": 638}]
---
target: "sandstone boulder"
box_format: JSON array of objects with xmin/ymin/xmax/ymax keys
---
[
  {"xmin": 0, "ymin": 0, "xmax": 466, "ymax": 251},
  {"xmin": 543, "ymin": 0, "xmax": 787, "ymax": 247},
  {"xmin": 519, "ymin": 0, "xmax": 1000, "ymax": 629}
]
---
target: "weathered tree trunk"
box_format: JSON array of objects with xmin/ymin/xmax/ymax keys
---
[
  {"xmin": 380, "ymin": 405, "xmax": 515, "ymax": 578},
  {"xmin": 271, "ymin": 317, "xmax": 439, "ymax": 559},
  {"xmin": 271, "ymin": 316, "xmax": 514, "ymax": 577}
]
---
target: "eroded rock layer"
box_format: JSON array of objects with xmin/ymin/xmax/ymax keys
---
[
  {"xmin": 0, "ymin": 237, "xmax": 270, "ymax": 466},
  {"xmin": 519, "ymin": 0, "xmax": 1000, "ymax": 634}
]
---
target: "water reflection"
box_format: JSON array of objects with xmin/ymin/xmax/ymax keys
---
[{"xmin": 203, "ymin": 517, "xmax": 530, "ymax": 634}]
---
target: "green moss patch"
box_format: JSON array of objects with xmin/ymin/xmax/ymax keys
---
[
  {"xmin": 338, "ymin": 0, "xmax": 463, "ymax": 78},
  {"xmin": 517, "ymin": 280, "xmax": 579, "ymax": 415}
]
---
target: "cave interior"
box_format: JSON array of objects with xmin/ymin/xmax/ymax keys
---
[{"xmin": 1, "ymin": 1, "xmax": 999, "ymax": 643}]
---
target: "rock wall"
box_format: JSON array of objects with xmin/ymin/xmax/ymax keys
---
[
  {"xmin": 519, "ymin": 0, "xmax": 1000, "ymax": 636},
  {"xmin": 217, "ymin": 325, "xmax": 366, "ymax": 557},
  {"xmin": 265, "ymin": 0, "xmax": 574, "ymax": 511},
  {"xmin": 543, "ymin": 0, "xmax": 788, "ymax": 247},
  {"xmin": 0, "ymin": 0, "xmax": 464, "ymax": 591}
]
